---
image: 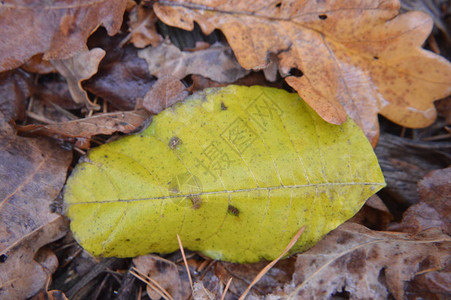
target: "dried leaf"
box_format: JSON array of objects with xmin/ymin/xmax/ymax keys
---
[
  {"xmin": 143, "ymin": 76, "xmax": 190, "ymax": 114},
  {"xmin": 84, "ymin": 31, "xmax": 156, "ymax": 110},
  {"xmin": 393, "ymin": 167, "xmax": 451, "ymax": 234},
  {"xmin": 17, "ymin": 110, "xmax": 150, "ymax": 140},
  {"xmin": 0, "ymin": 115, "xmax": 72, "ymax": 299},
  {"xmin": 64, "ymin": 85, "xmax": 384, "ymax": 263},
  {"xmin": 0, "ymin": 69, "xmax": 34, "ymax": 122},
  {"xmin": 51, "ymin": 48, "xmax": 105, "ymax": 110},
  {"xmin": 138, "ymin": 41, "xmax": 250, "ymax": 83},
  {"xmin": 401, "ymin": 0, "xmax": 450, "ymax": 38},
  {"xmin": 126, "ymin": 3, "xmax": 163, "ymax": 48},
  {"xmin": 21, "ymin": 54, "xmax": 56, "ymax": 74},
  {"xmin": 155, "ymin": 0, "xmax": 451, "ymax": 145},
  {"xmin": 0, "ymin": 0, "xmax": 127, "ymax": 72},
  {"xmin": 133, "ymin": 255, "xmax": 191, "ymax": 300},
  {"xmin": 282, "ymin": 222, "xmax": 450, "ymax": 300}
]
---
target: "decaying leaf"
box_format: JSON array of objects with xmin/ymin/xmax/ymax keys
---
[
  {"xmin": 84, "ymin": 31, "xmax": 156, "ymax": 110},
  {"xmin": 133, "ymin": 255, "xmax": 191, "ymax": 300},
  {"xmin": 0, "ymin": 0, "xmax": 127, "ymax": 72},
  {"xmin": 0, "ymin": 69, "xmax": 34, "ymax": 122},
  {"xmin": 64, "ymin": 85, "xmax": 384, "ymax": 263},
  {"xmin": 280, "ymin": 222, "xmax": 451, "ymax": 300},
  {"xmin": 155, "ymin": 0, "xmax": 451, "ymax": 145},
  {"xmin": 142, "ymin": 76, "xmax": 190, "ymax": 114},
  {"xmin": 17, "ymin": 110, "xmax": 150, "ymax": 141},
  {"xmin": 125, "ymin": 2, "xmax": 163, "ymax": 48},
  {"xmin": 138, "ymin": 41, "xmax": 250, "ymax": 83},
  {"xmin": 51, "ymin": 48, "xmax": 105, "ymax": 110},
  {"xmin": 393, "ymin": 166, "xmax": 451, "ymax": 234},
  {"xmin": 0, "ymin": 115, "xmax": 72, "ymax": 299}
]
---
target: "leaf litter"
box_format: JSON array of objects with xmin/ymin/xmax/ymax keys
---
[{"xmin": 0, "ymin": 0, "xmax": 450, "ymax": 299}]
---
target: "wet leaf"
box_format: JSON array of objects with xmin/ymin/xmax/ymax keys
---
[
  {"xmin": 283, "ymin": 222, "xmax": 451, "ymax": 300},
  {"xmin": 0, "ymin": 0, "xmax": 127, "ymax": 72},
  {"xmin": 138, "ymin": 41, "xmax": 250, "ymax": 83},
  {"xmin": 64, "ymin": 85, "xmax": 384, "ymax": 263},
  {"xmin": 0, "ymin": 69, "xmax": 34, "ymax": 122},
  {"xmin": 84, "ymin": 31, "xmax": 156, "ymax": 111},
  {"xmin": 0, "ymin": 115, "xmax": 72, "ymax": 299},
  {"xmin": 155, "ymin": 0, "xmax": 451, "ymax": 145}
]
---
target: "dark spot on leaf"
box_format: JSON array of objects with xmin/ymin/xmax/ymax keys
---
[
  {"xmin": 104, "ymin": 155, "xmax": 108, "ymax": 158},
  {"xmin": 336, "ymin": 231, "xmax": 353, "ymax": 244},
  {"xmin": 288, "ymin": 68, "xmax": 303, "ymax": 77},
  {"xmin": 346, "ymin": 249, "xmax": 366, "ymax": 274},
  {"xmin": 195, "ymin": 238, "xmax": 201, "ymax": 241},
  {"xmin": 0, "ymin": 254, "xmax": 7, "ymax": 263},
  {"xmin": 125, "ymin": 239, "xmax": 130, "ymax": 242},
  {"xmin": 318, "ymin": 14, "xmax": 328, "ymax": 20},
  {"xmin": 168, "ymin": 136, "xmax": 182, "ymax": 149},
  {"xmin": 227, "ymin": 205, "xmax": 239, "ymax": 216},
  {"xmin": 120, "ymin": 121, "xmax": 128, "ymax": 126},
  {"xmin": 189, "ymin": 196, "xmax": 202, "ymax": 209},
  {"xmin": 373, "ymin": 56, "xmax": 379, "ymax": 60},
  {"xmin": 155, "ymin": 260, "xmax": 167, "ymax": 273},
  {"xmin": 221, "ymin": 102, "xmax": 227, "ymax": 110},
  {"xmin": 275, "ymin": 2, "xmax": 281, "ymax": 7}
]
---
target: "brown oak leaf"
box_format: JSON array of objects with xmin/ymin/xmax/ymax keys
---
[
  {"xmin": 124, "ymin": 2, "xmax": 163, "ymax": 48},
  {"xmin": 277, "ymin": 222, "xmax": 450, "ymax": 300},
  {"xmin": 154, "ymin": 0, "xmax": 451, "ymax": 145},
  {"xmin": 0, "ymin": 0, "xmax": 127, "ymax": 72}
]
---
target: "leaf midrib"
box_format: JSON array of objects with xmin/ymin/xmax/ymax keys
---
[{"xmin": 67, "ymin": 181, "xmax": 385, "ymax": 205}]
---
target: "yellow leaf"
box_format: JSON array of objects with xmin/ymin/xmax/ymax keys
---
[{"xmin": 64, "ymin": 86, "xmax": 385, "ymax": 263}]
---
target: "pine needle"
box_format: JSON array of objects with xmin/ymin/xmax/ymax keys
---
[{"xmin": 239, "ymin": 226, "xmax": 306, "ymax": 300}]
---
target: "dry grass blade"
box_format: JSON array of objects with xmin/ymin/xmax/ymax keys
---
[
  {"xmin": 221, "ymin": 277, "xmax": 233, "ymax": 300},
  {"xmin": 130, "ymin": 267, "xmax": 174, "ymax": 300},
  {"xmin": 177, "ymin": 234, "xmax": 194, "ymax": 293},
  {"xmin": 239, "ymin": 226, "xmax": 306, "ymax": 300}
]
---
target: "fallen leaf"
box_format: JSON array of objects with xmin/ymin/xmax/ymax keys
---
[
  {"xmin": 0, "ymin": 0, "xmax": 127, "ymax": 72},
  {"xmin": 17, "ymin": 110, "xmax": 150, "ymax": 141},
  {"xmin": 64, "ymin": 85, "xmax": 384, "ymax": 262},
  {"xmin": 138, "ymin": 40, "xmax": 250, "ymax": 82},
  {"xmin": 281, "ymin": 222, "xmax": 450, "ymax": 300},
  {"xmin": 84, "ymin": 30, "xmax": 156, "ymax": 111},
  {"xmin": 142, "ymin": 76, "xmax": 190, "ymax": 114},
  {"xmin": 374, "ymin": 132, "xmax": 449, "ymax": 206},
  {"xmin": 0, "ymin": 69, "xmax": 35, "ymax": 122},
  {"xmin": 154, "ymin": 0, "xmax": 451, "ymax": 145},
  {"xmin": 21, "ymin": 54, "xmax": 56, "ymax": 74},
  {"xmin": 392, "ymin": 166, "xmax": 451, "ymax": 234},
  {"xmin": 401, "ymin": 0, "xmax": 450, "ymax": 38},
  {"xmin": 36, "ymin": 76, "xmax": 84, "ymax": 110},
  {"xmin": 125, "ymin": 2, "xmax": 163, "ymax": 48},
  {"xmin": 51, "ymin": 48, "xmax": 106, "ymax": 110},
  {"xmin": 133, "ymin": 254, "xmax": 191, "ymax": 300},
  {"xmin": 0, "ymin": 114, "xmax": 72, "ymax": 299},
  {"xmin": 214, "ymin": 259, "xmax": 295, "ymax": 296}
]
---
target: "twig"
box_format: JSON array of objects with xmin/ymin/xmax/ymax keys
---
[{"xmin": 239, "ymin": 226, "xmax": 306, "ymax": 300}]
